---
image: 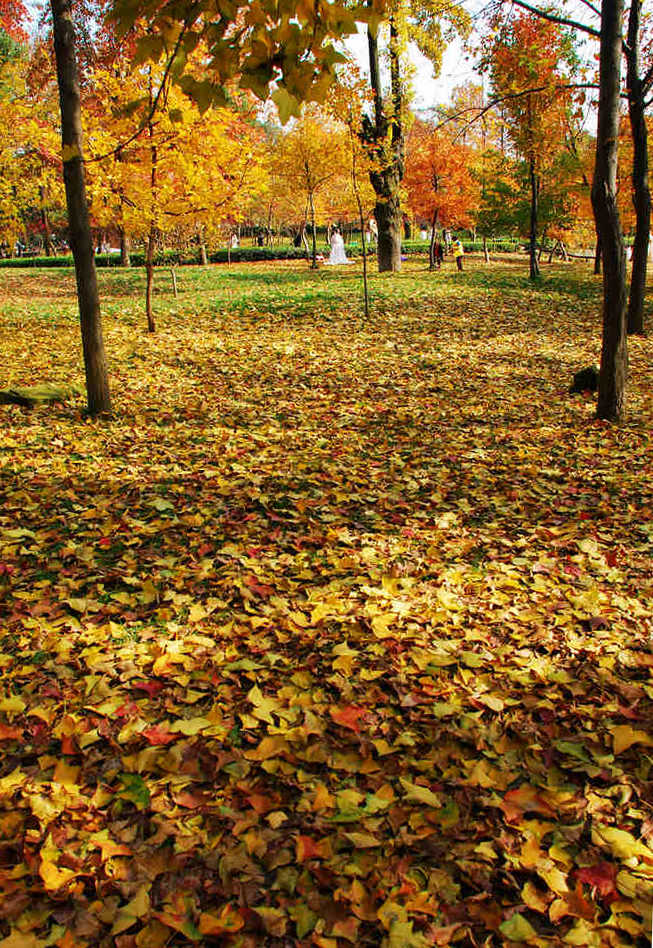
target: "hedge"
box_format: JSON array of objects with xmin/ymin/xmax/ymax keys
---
[{"xmin": 0, "ymin": 238, "xmax": 526, "ymax": 269}]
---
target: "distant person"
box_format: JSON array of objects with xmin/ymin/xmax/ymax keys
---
[
  {"xmin": 369, "ymin": 217, "xmax": 378, "ymax": 245},
  {"xmin": 230, "ymin": 233, "xmax": 239, "ymax": 249},
  {"xmin": 434, "ymin": 240, "xmax": 444, "ymax": 268},
  {"xmin": 326, "ymin": 227, "xmax": 350, "ymax": 265},
  {"xmin": 444, "ymin": 228, "xmax": 452, "ymax": 252},
  {"xmin": 452, "ymin": 238, "xmax": 464, "ymax": 271}
]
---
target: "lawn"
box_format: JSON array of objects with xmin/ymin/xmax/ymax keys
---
[{"xmin": 0, "ymin": 256, "xmax": 651, "ymax": 947}]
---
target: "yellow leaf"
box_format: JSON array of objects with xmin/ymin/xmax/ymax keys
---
[
  {"xmin": 371, "ymin": 613, "xmax": 397, "ymax": 638},
  {"xmin": 169, "ymin": 716, "xmax": 211, "ymax": 735},
  {"xmin": 612, "ymin": 724, "xmax": 653, "ymax": 755},
  {"xmin": 399, "ymin": 777, "xmax": 442, "ymax": 808},
  {"xmin": 592, "ymin": 824, "xmax": 653, "ymax": 862},
  {"xmin": 112, "ymin": 886, "xmax": 151, "ymax": 934},
  {"xmin": 39, "ymin": 858, "xmax": 76, "ymax": 891},
  {"xmin": 0, "ymin": 695, "xmax": 25, "ymax": 719},
  {"xmin": 344, "ymin": 831, "xmax": 380, "ymax": 848}
]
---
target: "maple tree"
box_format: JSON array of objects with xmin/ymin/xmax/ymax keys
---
[
  {"xmin": 404, "ymin": 120, "xmax": 478, "ymax": 267},
  {"xmin": 483, "ymin": 11, "xmax": 580, "ymax": 280}
]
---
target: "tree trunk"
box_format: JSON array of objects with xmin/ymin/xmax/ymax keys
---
[
  {"xmin": 626, "ymin": 0, "xmax": 649, "ymax": 335},
  {"xmin": 364, "ymin": 14, "xmax": 404, "ymax": 273},
  {"xmin": 119, "ymin": 228, "xmax": 130, "ymax": 266},
  {"xmin": 592, "ymin": 0, "xmax": 628, "ymax": 421},
  {"xmin": 529, "ymin": 154, "xmax": 540, "ymax": 280},
  {"xmin": 403, "ymin": 217, "xmax": 411, "ymax": 239},
  {"xmin": 145, "ymin": 230, "xmax": 155, "ymax": 332},
  {"xmin": 309, "ymin": 191, "xmax": 317, "ymax": 268},
  {"xmin": 40, "ymin": 187, "xmax": 53, "ymax": 256},
  {"xmin": 146, "ymin": 76, "xmax": 157, "ymax": 333},
  {"xmin": 483, "ymin": 236, "xmax": 490, "ymax": 264},
  {"xmin": 198, "ymin": 226, "xmax": 208, "ymax": 265},
  {"xmin": 429, "ymin": 210, "xmax": 438, "ymax": 270},
  {"xmin": 50, "ymin": 0, "xmax": 111, "ymax": 416},
  {"xmin": 594, "ymin": 234, "xmax": 602, "ymax": 275}
]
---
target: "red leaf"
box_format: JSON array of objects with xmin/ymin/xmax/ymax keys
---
[
  {"xmin": 576, "ymin": 862, "xmax": 618, "ymax": 899},
  {"xmin": 329, "ymin": 705, "xmax": 366, "ymax": 733},
  {"xmin": 142, "ymin": 725, "xmax": 177, "ymax": 746}
]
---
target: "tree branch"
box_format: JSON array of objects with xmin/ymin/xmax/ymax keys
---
[
  {"xmin": 506, "ymin": 0, "xmax": 600, "ymax": 37},
  {"xmin": 85, "ymin": 19, "xmax": 192, "ymax": 165}
]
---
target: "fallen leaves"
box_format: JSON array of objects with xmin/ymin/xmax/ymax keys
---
[{"xmin": 0, "ymin": 260, "xmax": 651, "ymax": 945}]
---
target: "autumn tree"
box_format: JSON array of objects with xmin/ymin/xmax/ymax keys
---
[
  {"xmin": 361, "ymin": 0, "xmax": 470, "ymax": 272},
  {"xmin": 484, "ymin": 12, "xmax": 579, "ymax": 279},
  {"xmin": 50, "ymin": 0, "xmax": 111, "ymax": 415},
  {"xmin": 275, "ymin": 109, "xmax": 349, "ymax": 268},
  {"xmin": 405, "ymin": 120, "xmax": 478, "ymax": 268}
]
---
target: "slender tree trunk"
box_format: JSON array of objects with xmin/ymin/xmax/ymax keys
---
[
  {"xmin": 146, "ymin": 76, "xmax": 157, "ymax": 333},
  {"xmin": 483, "ymin": 236, "xmax": 490, "ymax": 264},
  {"xmin": 626, "ymin": 0, "xmax": 649, "ymax": 335},
  {"xmin": 592, "ymin": 0, "xmax": 628, "ymax": 421},
  {"xmin": 403, "ymin": 217, "xmax": 411, "ymax": 239},
  {"xmin": 50, "ymin": 0, "xmax": 111, "ymax": 416},
  {"xmin": 529, "ymin": 154, "xmax": 540, "ymax": 280},
  {"xmin": 429, "ymin": 210, "xmax": 438, "ymax": 270},
  {"xmin": 40, "ymin": 187, "xmax": 53, "ymax": 256},
  {"xmin": 350, "ymin": 128, "xmax": 369, "ymax": 319},
  {"xmin": 594, "ymin": 234, "xmax": 602, "ymax": 274},
  {"xmin": 145, "ymin": 231, "xmax": 155, "ymax": 332},
  {"xmin": 309, "ymin": 190, "xmax": 317, "ymax": 268}
]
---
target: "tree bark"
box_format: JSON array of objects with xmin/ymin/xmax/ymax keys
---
[
  {"xmin": 50, "ymin": 0, "xmax": 111, "ymax": 416},
  {"xmin": 364, "ymin": 13, "xmax": 404, "ymax": 272},
  {"xmin": 592, "ymin": 0, "xmax": 628, "ymax": 421},
  {"xmin": 429, "ymin": 209, "xmax": 438, "ymax": 270},
  {"xmin": 40, "ymin": 186, "xmax": 53, "ymax": 256},
  {"xmin": 119, "ymin": 227, "xmax": 130, "ymax": 266},
  {"xmin": 309, "ymin": 190, "xmax": 317, "ymax": 268},
  {"xmin": 528, "ymin": 119, "xmax": 540, "ymax": 279},
  {"xmin": 146, "ymin": 76, "xmax": 156, "ymax": 333},
  {"xmin": 483, "ymin": 235, "xmax": 490, "ymax": 263},
  {"xmin": 626, "ymin": 0, "xmax": 649, "ymax": 335},
  {"xmin": 594, "ymin": 234, "xmax": 602, "ymax": 274}
]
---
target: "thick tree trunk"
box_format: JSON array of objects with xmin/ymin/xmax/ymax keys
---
[
  {"xmin": 50, "ymin": 0, "xmax": 111, "ymax": 416},
  {"xmin": 626, "ymin": 0, "xmax": 649, "ymax": 335},
  {"xmin": 594, "ymin": 234, "xmax": 602, "ymax": 275},
  {"xmin": 529, "ymin": 154, "xmax": 540, "ymax": 280},
  {"xmin": 199, "ymin": 232, "xmax": 208, "ymax": 265},
  {"xmin": 119, "ymin": 228, "xmax": 130, "ymax": 266},
  {"xmin": 375, "ymin": 190, "xmax": 402, "ymax": 272},
  {"xmin": 592, "ymin": 0, "xmax": 628, "ymax": 421},
  {"xmin": 364, "ymin": 14, "xmax": 404, "ymax": 272}
]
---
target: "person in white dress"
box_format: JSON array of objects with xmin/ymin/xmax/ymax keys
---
[{"xmin": 326, "ymin": 227, "xmax": 350, "ymax": 265}]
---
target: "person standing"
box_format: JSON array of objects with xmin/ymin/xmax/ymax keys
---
[{"xmin": 452, "ymin": 238, "xmax": 464, "ymax": 271}]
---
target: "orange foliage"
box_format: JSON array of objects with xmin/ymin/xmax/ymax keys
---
[{"xmin": 404, "ymin": 121, "xmax": 479, "ymax": 228}]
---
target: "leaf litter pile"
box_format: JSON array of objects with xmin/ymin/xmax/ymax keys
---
[{"xmin": 0, "ymin": 259, "xmax": 651, "ymax": 947}]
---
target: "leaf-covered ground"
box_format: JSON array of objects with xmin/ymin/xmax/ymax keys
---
[{"xmin": 0, "ymin": 257, "xmax": 651, "ymax": 947}]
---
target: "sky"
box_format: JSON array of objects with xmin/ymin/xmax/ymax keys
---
[{"xmin": 343, "ymin": 24, "xmax": 481, "ymax": 115}]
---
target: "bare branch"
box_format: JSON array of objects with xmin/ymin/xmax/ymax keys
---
[{"xmin": 506, "ymin": 0, "xmax": 600, "ymax": 37}]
